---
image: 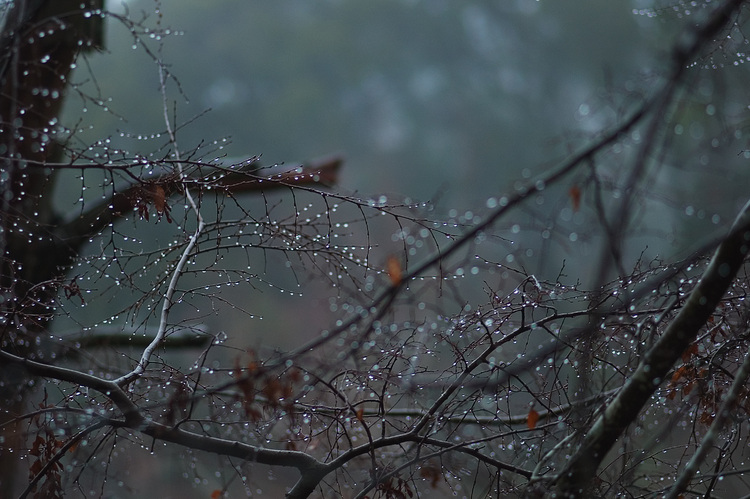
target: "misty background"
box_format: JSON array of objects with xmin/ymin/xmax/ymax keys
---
[{"xmin": 48, "ymin": 0, "xmax": 750, "ymax": 348}]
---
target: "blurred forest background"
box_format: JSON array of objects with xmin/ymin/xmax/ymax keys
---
[
  {"xmin": 52, "ymin": 0, "xmax": 750, "ymax": 351},
  {"xmin": 64, "ymin": 0, "xmax": 660, "ymax": 203}
]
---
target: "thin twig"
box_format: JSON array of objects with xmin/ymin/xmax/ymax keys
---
[{"xmin": 666, "ymin": 335, "xmax": 750, "ymax": 499}]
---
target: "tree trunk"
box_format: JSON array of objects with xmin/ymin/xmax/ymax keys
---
[{"xmin": 0, "ymin": 1, "xmax": 103, "ymax": 493}]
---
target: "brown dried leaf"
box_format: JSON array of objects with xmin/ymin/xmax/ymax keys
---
[
  {"xmin": 386, "ymin": 255, "xmax": 402, "ymax": 286},
  {"xmin": 682, "ymin": 343, "xmax": 698, "ymax": 363},
  {"xmin": 671, "ymin": 365, "xmax": 686, "ymax": 383},
  {"xmin": 527, "ymin": 408, "xmax": 540, "ymax": 429},
  {"xmin": 153, "ymin": 185, "xmax": 166, "ymax": 213},
  {"xmin": 419, "ymin": 464, "xmax": 443, "ymax": 488},
  {"xmin": 682, "ymin": 381, "xmax": 694, "ymax": 395},
  {"xmin": 569, "ymin": 185, "xmax": 582, "ymax": 212}
]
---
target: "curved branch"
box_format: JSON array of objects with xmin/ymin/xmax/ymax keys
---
[
  {"xmin": 0, "ymin": 348, "xmax": 329, "ymax": 496},
  {"xmin": 112, "ymin": 215, "xmax": 205, "ymax": 387},
  {"xmin": 139, "ymin": 420, "xmax": 326, "ymax": 476},
  {"xmin": 0, "ymin": 349, "xmax": 142, "ymax": 425},
  {"xmin": 57, "ymin": 156, "xmax": 342, "ymax": 257},
  {"xmin": 353, "ymin": 433, "xmax": 535, "ymax": 499}
]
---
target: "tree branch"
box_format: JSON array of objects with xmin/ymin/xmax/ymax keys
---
[
  {"xmin": 0, "ymin": 347, "xmax": 329, "ymax": 496},
  {"xmin": 112, "ymin": 215, "xmax": 205, "ymax": 387},
  {"xmin": 21, "ymin": 420, "xmax": 107, "ymax": 499},
  {"xmin": 0, "ymin": 349, "xmax": 142, "ymax": 425},
  {"xmin": 353, "ymin": 433, "xmax": 534, "ymax": 499},
  {"xmin": 553, "ymin": 198, "xmax": 750, "ymax": 497},
  {"xmin": 666, "ymin": 332, "xmax": 750, "ymax": 498},
  {"xmin": 56, "ymin": 156, "xmax": 342, "ymax": 259}
]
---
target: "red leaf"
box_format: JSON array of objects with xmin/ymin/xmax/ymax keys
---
[
  {"xmin": 386, "ymin": 256, "xmax": 402, "ymax": 286},
  {"xmin": 527, "ymin": 408, "xmax": 539, "ymax": 429},
  {"xmin": 682, "ymin": 381, "xmax": 694, "ymax": 395},
  {"xmin": 569, "ymin": 185, "xmax": 582, "ymax": 212},
  {"xmin": 682, "ymin": 343, "xmax": 698, "ymax": 363}
]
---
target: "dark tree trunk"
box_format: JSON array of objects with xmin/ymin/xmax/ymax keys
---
[{"xmin": 0, "ymin": 1, "xmax": 103, "ymax": 493}]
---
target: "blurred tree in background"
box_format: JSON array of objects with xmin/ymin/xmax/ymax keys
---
[{"xmin": 3, "ymin": 0, "xmax": 750, "ymax": 497}]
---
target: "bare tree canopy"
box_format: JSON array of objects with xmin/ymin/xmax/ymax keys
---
[{"xmin": 3, "ymin": 1, "xmax": 750, "ymax": 498}]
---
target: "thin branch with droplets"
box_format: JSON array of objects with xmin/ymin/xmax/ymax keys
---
[{"xmin": 114, "ymin": 59, "xmax": 205, "ymax": 387}]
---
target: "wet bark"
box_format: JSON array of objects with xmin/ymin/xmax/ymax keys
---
[{"xmin": 0, "ymin": 1, "xmax": 103, "ymax": 493}]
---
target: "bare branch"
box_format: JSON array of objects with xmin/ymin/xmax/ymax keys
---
[
  {"xmin": 554, "ymin": 199, "xmax": 750, "ymax": 497},
  {"xmin": 57, "ymin": 156, "xmax": 343, "ymax": 258},
  {"xmin": 666, "ymin": 333, "xmax": 750, "ymax": 498}
]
